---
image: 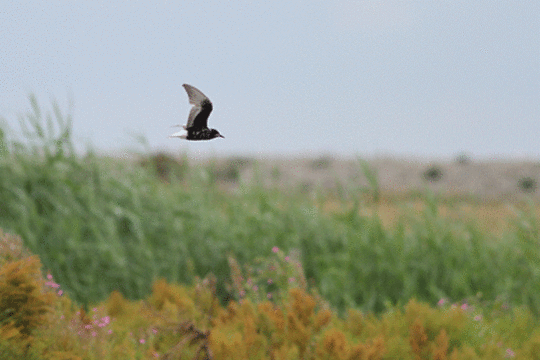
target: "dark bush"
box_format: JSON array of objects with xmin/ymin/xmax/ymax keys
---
[
  {"xmin": 455, "ymin": 153, "xmax": 471, "ymax": 165},
  {"xmin": 423, "ymin": 165, "xmax": 443, "ymax": 182},
  {"xmin": 518, "ymin": 177, "xmax": 537, "ymax": 193}
]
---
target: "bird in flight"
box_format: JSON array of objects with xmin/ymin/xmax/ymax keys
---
[{"xmin": 170, "ymin": 84, "xmax": 224, "ymax": 141}]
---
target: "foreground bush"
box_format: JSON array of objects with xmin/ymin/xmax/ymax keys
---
[{"xmin": 1, "ymin": 232, "xmax": 540, "ymax": 359}]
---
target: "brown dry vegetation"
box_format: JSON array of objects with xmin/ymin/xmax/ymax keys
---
[
  {"xmin": 179, "ymin": 155, "xmax": 540, "ymax": 235},
  {"xmin": 321, "ymin": 197, "xmax": 540, "ymax": 235}
]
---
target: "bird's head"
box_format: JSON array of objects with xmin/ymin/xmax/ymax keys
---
[{"xmin": 210, "ymin": 129, "xmax": 225, "ymax": 139}]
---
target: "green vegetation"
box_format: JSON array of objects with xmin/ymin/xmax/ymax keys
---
[
  {"xmin": 1, "ymin": 234, "xmax": 540, "ymax": 359},
  {"xmin": 0, "ymin": 96, "xmax": 539, "ymax": 320}
]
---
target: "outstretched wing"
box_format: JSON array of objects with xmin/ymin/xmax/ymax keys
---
[{"xmin": 183, "ymin": 84, "xmax": 213, "ymax": 129}]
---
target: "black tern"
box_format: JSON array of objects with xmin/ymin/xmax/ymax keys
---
[{"xmin": 170, "ymin": 84, "xmax": 224, "ymax": 141}]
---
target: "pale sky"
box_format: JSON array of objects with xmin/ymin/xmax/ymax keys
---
[{"xmin": 1, "ymin": 1, "xmax": 538, "ymax": 158}]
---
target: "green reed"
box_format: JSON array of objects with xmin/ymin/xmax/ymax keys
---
[{"xmin": 0, "ymin": 96, "xmax": 539, "ymax": 316}]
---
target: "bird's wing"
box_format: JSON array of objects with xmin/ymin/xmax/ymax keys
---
[{"xmin": 183, "ymin": 84, "xmax": 213, "ymax": 129}]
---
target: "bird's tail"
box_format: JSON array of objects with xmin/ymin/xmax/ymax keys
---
[{"xmin": 169, "ymin": 129, "xmax": 188, "ymax": 139}]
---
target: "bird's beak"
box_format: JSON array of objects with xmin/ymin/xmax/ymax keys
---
[{"xmin": 219, "ymin": 134, "xmax": 225, "ymax": 138}]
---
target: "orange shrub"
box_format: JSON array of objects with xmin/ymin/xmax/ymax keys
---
[{"xmin": 0, "ymin": 256, "xmax": 54, "ymax": 340}]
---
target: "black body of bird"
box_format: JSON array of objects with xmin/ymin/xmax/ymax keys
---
[{"xmin": 170, "ymin": 84, "xmax": 224, "ymax": 141}]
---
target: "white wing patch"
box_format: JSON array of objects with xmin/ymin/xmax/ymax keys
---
[{"xmin": 169, "ymin": 129, "xmax": 188, "ymax": 139}]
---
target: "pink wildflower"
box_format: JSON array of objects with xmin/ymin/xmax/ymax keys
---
[
  {"xmin": 437, "ymin": 298, "xmax": 446, "ymax": 306},
  {"xmin": 92, "ymin": 331, "xmax": 97, "ymax": 337},
  {"xmin": 45, "ymin": 281, "xmax": 60, "ymax": 289},
  {"xmin": 272, "ymin": 246, "xmax": 279, "ymax": 253},
  {"xmin": 140, "ymin": 338, "xmax": 146, "ymax": 344},
  {"xmin": 152, "ymin": 328, "xmax": 158, "ymax": 334},
  {"xmin": 506, "ymin": 348, "xmax": 515, "ymax": 357},
  {"xmin": 284, "ymin": 256, "xmax": 290, "ymax": 262},
  {"xmin": 47, "ymin": 274, "xmax": 53, "ymax": 280},
  {"xmin": 58, "ymin": 290, "xmax": 63, "ymax": 296}
]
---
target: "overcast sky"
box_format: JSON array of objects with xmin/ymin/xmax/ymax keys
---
[{"xmin": 1, "ymin": 1, "xmax": 538, "ymax": 159}]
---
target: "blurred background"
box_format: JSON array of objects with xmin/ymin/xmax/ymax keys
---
[
  {"xmin": 2, "ymin": 4, "xmax": 540, "ymax": 355},
  {"xmin": 1, "ymin": 0, "xmax": 538, "ymax": 159}
]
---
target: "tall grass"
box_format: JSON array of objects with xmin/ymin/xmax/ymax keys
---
[{"xmin": 1, "ymin": 96, "xmax": 539, "ymax": 316}]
